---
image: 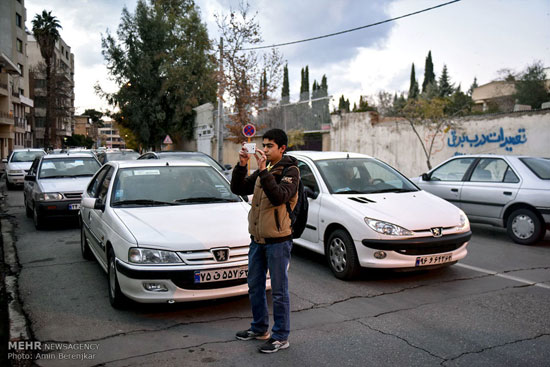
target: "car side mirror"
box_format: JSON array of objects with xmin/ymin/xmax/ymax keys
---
[
  {"xmin": 82, "ymin": 197, "xmax": 105, "ymax": 211},
  {"xmin": 24, "ymin": 175, "xmax": 36, "ymax": 182},
  {"xmin": 2, "ymin": 158, "xmax": 7, "ymax": 164},
  {"xmin": 304, "ymin": 186, "xmax": 319, "ymax": 199},
  {"xmin": 421, "ymin": 173, "xmax": 430, "ymax": 181},
  {"xmin": 241, "ymin": 195, "xmax": 249, "ymax": 203},
  {"xmin": 224, "ymin": 164, "xmax": 232, "ymax": 171}
]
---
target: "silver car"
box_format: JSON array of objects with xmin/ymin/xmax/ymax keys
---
[
  {"xmin": 23, "ymin": 153, "xmax": 101, "ymax": 229},
  {"xmin": 412, "ymin": 155, "xmax": 550, "ymax": 245}
]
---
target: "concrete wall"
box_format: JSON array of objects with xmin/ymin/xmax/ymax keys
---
[{"xmin": 331, "ymin": 110, "xmax": 550, "ymax": 177}]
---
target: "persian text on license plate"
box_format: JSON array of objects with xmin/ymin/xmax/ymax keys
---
[
  {"xmin": 68, "ymin": 204, "xmax": 80, "ymax": 210},
  {"xmin": 194, "ymin": 266, "xmax": 248, "ymax": 284},
  {"xmin": 415, "ymin": 253, "xmax": 453, "ymax": 267}
]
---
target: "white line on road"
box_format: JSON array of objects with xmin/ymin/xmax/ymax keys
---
[{"xmin": 457, "ymin": 263, "xmax": 550, "ymax": 289}]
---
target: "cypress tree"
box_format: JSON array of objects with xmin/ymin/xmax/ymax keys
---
[
  {"xmin": 281, "ymin": 63, "xmax": 289, "ymax": 100},
  {"xmin": 439, "ymin": 64, "xmax": 454, "ymax": 97},
  {"xmin": 467, "ymin": 77, "xmax": 478, "ymax": 96},
  {"xmin": 422, "ymin": 51, "xmax": 435, "ymax": 93},
  {"xmin": 300, "ymin": 65, "xmax": 310, "ymax": 101},
  {"xmin": 408, "ymin": 63, "xmax": 419, "ymax": 99}
]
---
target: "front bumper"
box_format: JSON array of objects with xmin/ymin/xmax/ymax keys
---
[
  {"xmin": 36, "ymin": 200, "xmax": 81, "ymax": 219},
  {"xmin": 115, "ymin": 259, "xmax": 252, "ymax": 303},
  {"xmin": 356, "ymin": 231, "xmax": 472, "ymax": 269},
  {"xmin": 6, "ymin": 173, "xmax": 25, "ymax": 185}
]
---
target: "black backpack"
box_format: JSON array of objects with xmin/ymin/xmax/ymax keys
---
[{"xmin": 282, "ymin": 166, "xmax": 309, "ymax": 239}]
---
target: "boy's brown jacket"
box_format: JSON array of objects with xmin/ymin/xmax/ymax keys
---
[{"xmin": 231, "ymin": 155, "xmax": 300, "ymax": 244}]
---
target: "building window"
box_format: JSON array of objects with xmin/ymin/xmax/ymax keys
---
[
  {"xmin": 35, "ymin": 117, "xmax": 45, "ymax": 128},
  {"xmin": 18, "ymin": 64, "xmax": 23, "ymax": 76},
  {"xmin": 16, "ymin": 13, "xmax": 22, "ymax": 28},
  {"xmin": 16, "ymin": 39, "xmax": 23, "ymax": 53}
]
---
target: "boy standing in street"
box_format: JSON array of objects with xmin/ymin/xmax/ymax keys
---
[{"xmin": 231, "ymin": 128, "xmax": 300, "ymax": 353}]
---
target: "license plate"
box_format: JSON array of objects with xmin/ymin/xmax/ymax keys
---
[
  {"xmin": 415, "ymin": 253, "xmax": 453, "ymax": 267},
  {"xmin": 68, "ymin": 204, "xmax": 80, "ymax": 210},
  {"xmin": 194, "ymin": 266, "xmax": 248, "ymax": 284}
]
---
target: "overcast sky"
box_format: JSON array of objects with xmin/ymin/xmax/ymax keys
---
[{"xmin": 25, "ymin": 0, "xmax": 550, "ymax": 113}]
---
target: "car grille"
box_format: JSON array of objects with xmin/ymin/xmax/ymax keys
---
[
  {"xmin": 395, "ymin": 243, "xmax": 463, "ymax": 256},
  {"xmin": 178, "ymin": 245, "xmax": 249, "ymax": 265},
  {"xmin": 64, "ymin": 192, "xmax": 83, "ymax": 199}
]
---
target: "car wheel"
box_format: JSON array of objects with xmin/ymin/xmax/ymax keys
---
[
  {"xmin": 80, "ymin": 226, "xmax": 93, "ymax": 260},
  {"xmin": 506, "ymin": 209, "xmax": 544, "ymax": 245},
  {"xmin": 24, "ymin": 195, "xmax": 32, "ymax": 218},
  {"xmin": 5, "ymin": 177, "xmax": 12, "ymax": 190},
  {"xmin": 108, "ymin": 247, "xmax": 128, "ymax": 308},
  {"xmin": 326, "ymin": 229, "xmax": 361, "ymax": 280},
  {"xmin": 33, "ymin": 202, "xmax": 44, "ymax": 230}
]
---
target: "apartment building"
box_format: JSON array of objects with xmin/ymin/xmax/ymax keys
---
[
  {"xmin": 74, "ymin": 114, "xmax": 98, "ymax": 143},
  {"xmin": 27, "ymin": 33, "xmax": 75, "ymax": 148},
  {"xmin": 98, "ymin": 119, "xmax": 125, "ymax": 149},
  {"xmin": 0, "ymin": 0, "xmax": 33, "ymax": 159}
]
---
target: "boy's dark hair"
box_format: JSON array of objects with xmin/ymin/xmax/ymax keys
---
[{"xmin": 262, "ymin": 128, "xmax": 288, "ymax": 149}]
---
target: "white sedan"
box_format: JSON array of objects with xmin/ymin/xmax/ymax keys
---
[
  {"xmin": 79, "ymin": 160, "xmax": 252, "ymax": 308},
  {"xmin": 287, "ymin": 151, "xmax": 472, "ymax": 279}
]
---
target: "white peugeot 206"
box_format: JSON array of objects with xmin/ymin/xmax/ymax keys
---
[
  {"xmin": 79, "ymin": 160, "xmax": 252, "ymax": 308},
  {"xmin": 287, "ymin": 151, "xmax": 472, "ymax": 279}
]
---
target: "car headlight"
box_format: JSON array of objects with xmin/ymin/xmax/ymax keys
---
[
  {"xmin": 128, "ymin": 248, "xmax": 182, "ymax": 264},
  {"xmin": 8, "ymin": 169, "xmax": 24, "ymax": 174},
  {"xmin": 365, "ymin": 218, "xmax": 413, "ymax": 236},
  {"xmin": 37, "ymin": 193, "xmax": 63, "ymax": 201},
  {"xmin": 456, "ymin": 210, "xmax": 470, "ymax": 231}
]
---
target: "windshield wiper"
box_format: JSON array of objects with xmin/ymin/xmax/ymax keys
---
[
  {"xmin": 334, "ymin": 189, "xmax": 363, "ymax": 194},
  {"xmin": 112, "ymin": 199, "xmax": 177, "ymax": 207},
  {"xmin": 39, "ymin": 175, "xmax": 74, "ymax": 179},
  {"xmin": 368, "ymin": 188, "xmax": 417, "ymax": 194},
  {"xmin": 174, "ymin": 197, "xmax": 239, "ymax": 203},
  {"xmin": 72, "ymin": 173, "xmax": 95, "ymax": 177}
]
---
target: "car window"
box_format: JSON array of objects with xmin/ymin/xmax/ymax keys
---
[
  {"xmin": 111, "ymin": 166, "xmax": 240, "ymax": 206},
  {"xmin": 38, "ymin": 158, "xmax": 101, "ymax": 178},
  {"xmin": 297, "ymin": 160, "xmax": 319, "ymax": 193},
  {"xmin": 10, "ymin": 151, "xmax": 45, "ymax": 162},
  {"xmin": 87, "ymin": 165, "xmax": 110, "ymax": 197},
  {"xmin": 503, "ymin": 166, "xmax": 520, "ymax": 183},
  {"xmin": 520, "ymin": 157, "xmax": 550, "ymax": 180},
  {"xmin": 97, "ymin": 167, "xmax": 115, "ymax": 204},
  {"xmin": 316, "ymin": 158, "xmax": 417, "ymax": 194},
  {"xmin": 104, "ymin": 152, "xmax": 140, "ymax": 162},
  {"xmin": 430, "ymin": 158, "xmax": 475, "ymax": 181},
  {"xmin": 470, "ymin": 158, "xmax": 509, "ymax": 182}
]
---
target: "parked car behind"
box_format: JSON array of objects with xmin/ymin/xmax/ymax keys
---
[
  {"xmin": 286, "ymin": 151, "xmax": 471, "ymax": 280},
  {"xmin": 3, "ymin": 149, "xmax": 46, "ymax": 189},
  {"xmin": 138, "ymin": 151, "xmax": 233, "ymax": 181},
  {"xmin": 23, "ymin": 153, "xmax": 101, "ymax": 229},
  {"xmin": 97, "ymin": 150, "xmax": 140, "ymax": 165},
  {"xmin": 411, "ymin": 154, "xmax": 550, "ymax": 245},
  {"xmin": 79, "ymin": 160, "xmax": 252, "ymax": 308}
]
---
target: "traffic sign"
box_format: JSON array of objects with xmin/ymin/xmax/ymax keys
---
[
  {"xmin": 242, "ymin": 124, "xmax": 256, "ymax": 138},
  {"xmin": 163, "ymin": 135, "xmax": 173, "ymax": 144}
]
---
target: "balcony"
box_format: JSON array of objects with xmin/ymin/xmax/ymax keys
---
[{"xmin": 0, "ymin": 111, "xmax": 14, "ymax": 125}]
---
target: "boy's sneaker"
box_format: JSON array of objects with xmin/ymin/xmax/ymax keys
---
[
  {"xmin": 235, "ymin": 329, "xmax": 270, "ymax": 341},
  {"xmin": 258, "ymin": 338, "xmax": 290, "ymax": 353}
]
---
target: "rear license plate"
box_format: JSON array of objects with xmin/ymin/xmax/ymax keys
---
[
  {"xmin": 415, "ymin": 253, "xmax": 453, "ymax": 267},
  {"xmin": 68, "ymin": 204, "xmax": 80, "ymax": 210},
  {"xmin": 194, "ymin": 266, "xmax": 248, "ymax": 284}
]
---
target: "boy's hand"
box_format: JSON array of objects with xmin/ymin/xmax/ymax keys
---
[
  {"xmin": 238, "ymin": 143, "xmax": 249, "ymax": 166},
  {"xmin": 254, "ymin": 149, "xmax": 267, "ymax": 171}
]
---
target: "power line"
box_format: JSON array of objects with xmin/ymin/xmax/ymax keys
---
[{"xmin": 237, "ymin": 0, "xmax": 461, "ymax": 52}]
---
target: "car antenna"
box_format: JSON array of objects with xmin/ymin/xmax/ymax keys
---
[
  {"xmin": 347, "ymin": 153, "xmax": 349, "ymax": 159},
  {"xmin": 166, "ymin": 161, "xmax": 169, "ymax": 166}
]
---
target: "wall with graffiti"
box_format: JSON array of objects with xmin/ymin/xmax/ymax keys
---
[{"xmin": 330, "ymin": 109, "xmax": 550, "ymax": 177}]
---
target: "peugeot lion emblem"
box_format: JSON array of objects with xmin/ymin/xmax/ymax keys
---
[
  {"xmin": 212, "ymin": 248, "xmax": 229, "ymax": 262},
  {"xmin": 431, "ymin": 227, "xmax": 443, "ymax": 238}
]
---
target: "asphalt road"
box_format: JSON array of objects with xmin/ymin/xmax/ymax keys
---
[{"xmin": 3, "ymin": 187, "xmax": 550, "ymax": 367}]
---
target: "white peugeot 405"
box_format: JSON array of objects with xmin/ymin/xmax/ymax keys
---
[
  {"xmin": 79, "ymin": 160, "xmax": 252, "ymax": 308},
  {"xmin": 287, "ymin": 151, "xmax": 472, "ymax": 279}
]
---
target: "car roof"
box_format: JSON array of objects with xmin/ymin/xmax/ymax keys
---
[
  {"xmin": 149, "ymin": 151, "xmax": 207, "ymax": 156},
  {"xmin": 287, "ymin": 151, "xmax": 374, "ymax": 160},
  {"xmin": 111, "ymin": 159, "xmax": 211, "ymax": 169},
  {"xmin": 43, "ymin": 153, "xmax": 98, "ymax": 159},
  {"xmin": 11, "ymin": 148, "xmax": 45, "ymax": 152}
]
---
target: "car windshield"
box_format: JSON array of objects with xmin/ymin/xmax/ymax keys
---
[
  {"xmin": 11, "ymin": 151, "xmax": 45, "ymax": 162},
  {"xmin": 161, "ymin": 153, "xmax": 225, "ymax": 172},
  {"xmin": 315, "ymin": 158, "xmax": 418, "ymax": 194},
  {"xmin": 110, "ymin": 166, "xmax": 240, "ymax": 207},
  {"xmin": 39, "ymin": 158, "xmax": 101, "ymax": 178},
  {"xmin": 105, "ymin": 152, "xmax": 140, "ymax": 162},
  {"xmin": 520, "ymin": 157, "xmax": 550, "ymax": 180}
]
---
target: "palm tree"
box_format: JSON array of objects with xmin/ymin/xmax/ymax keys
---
[{"xmin": 32, "ymin": 10, "xmax": 62, "ymax": 148}]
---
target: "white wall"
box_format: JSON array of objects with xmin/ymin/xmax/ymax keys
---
[{"xmin": 331, "ymin": 110, "xmax": 550, "ymax": 177}]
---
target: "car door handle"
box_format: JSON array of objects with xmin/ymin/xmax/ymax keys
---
[
  {"xmin": 451, "ymin": 188, "xmax": 459, "ymax": 192},
  {"xmin": 503, "ymin": 191, "xmax": 512, "ymax": 196}
]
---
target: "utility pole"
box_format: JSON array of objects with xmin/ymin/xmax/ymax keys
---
[{"xmin": 217, "ymin": 37, "xmax": 224, "ymax": 165}]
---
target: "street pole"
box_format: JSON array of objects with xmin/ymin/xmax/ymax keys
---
[{"xmin": 217, "ymin": 37, "xmax": 224, "ymax": 165}]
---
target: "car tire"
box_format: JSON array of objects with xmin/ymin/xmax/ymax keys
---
[
  {"xmin": 24, "ymin": 195, "xmax": 32, "ymax": 218},
  {"xmin": 506, "ymin": 209, "xmax": 544, "ymax": 245},
  {"xmin": 326, "ymin": 229, "xmax": 361, "ymax": 280},
  {"xmin": 5, "ymin": 177, "xmax": 12, "ymax": 190},
  {"xmin": 108, "ymin": 247, "xmax": 128, "ymax": 309},
  {"xmin": 80, "ymin": 226, "xmax": 94, "ymax": 260},
  {"xmin": 33, "ymin": 202, "xmax": 44, "ymax": 230}
]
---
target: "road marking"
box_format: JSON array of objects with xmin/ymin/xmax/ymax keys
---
[{"xmin": 457, "ymin": 263, "xmax": 550, "ymax": 289}]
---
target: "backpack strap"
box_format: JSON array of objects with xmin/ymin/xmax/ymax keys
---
[{"xmin": 282, "ymin": 165, "xmax": 299, "ymax": 218}]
